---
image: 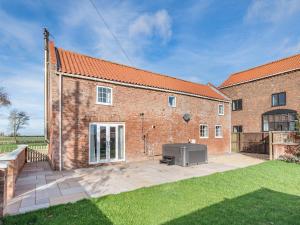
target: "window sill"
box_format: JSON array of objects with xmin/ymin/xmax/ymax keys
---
[
  {"xmin": 271, "ymin": 105, "xmax": 286, "ymax": 107},
  {"xmin": 96, "ymin": 102, "xmax": 113, "ymax": 106},
  {"xmin": 215, "ymin": 136, "xmax": 223, "ymax": 139},
  {"xmin": 89, "ymin": 159, "xmax": 125, "ymax": 164},
  {"xmin": 200, "ymin": 137, "xmax": 209, "ymax": 139}
]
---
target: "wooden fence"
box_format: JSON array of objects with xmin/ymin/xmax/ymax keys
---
[
  {"xmin": 26, "ymin": 145, "xmax": 48, "ymax": 162},
  {"xmin": 272, "ymin": 131, "xmax": 297, "ymax": 144},
  {"xmin": 231, "ymin": 132, "xmax": 269, "ymax": 154},
  {"xmin": 232, "ymin": 131, "xmax": 299, "ymax": 155}
]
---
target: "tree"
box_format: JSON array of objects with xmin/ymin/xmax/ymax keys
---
[
  {"xmin": 8, "ymin": 110, "xmax": 30, "ymax": 141},
  {"xmin": 0, "ymin": 87, "xmax": 11, "ymax": 107}
]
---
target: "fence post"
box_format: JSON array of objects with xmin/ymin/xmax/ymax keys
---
[
  {"xmin": 238, "ymin": 133, "xmax": 241, "ymax": 152},
  {"xmin": 269, "ymin": 131, "xmax": 273, "ymax": 160}
]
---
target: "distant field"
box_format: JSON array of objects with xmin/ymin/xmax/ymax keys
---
[{"xmin": 0, "ymin": 136, "xmax": 46, "ymax": 153}]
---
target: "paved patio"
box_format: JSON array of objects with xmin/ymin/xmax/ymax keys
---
[{"xmin": 5, "ymin": 153, "xmax": 266, "ymax": 215}]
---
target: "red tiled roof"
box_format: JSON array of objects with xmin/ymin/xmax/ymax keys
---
[
  {"xmin": 49, "ymin": 41, "xmax": 226, "ymax": 101},
  {"xmin": 220, "ymin": 54, "xmax": 300, "ymax": 88}
]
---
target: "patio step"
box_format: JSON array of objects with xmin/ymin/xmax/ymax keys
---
[{"xmin": 160, "ymin": 156, "xmax": 175, "ymax": 165}]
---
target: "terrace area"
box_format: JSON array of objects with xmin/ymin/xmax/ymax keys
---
[{"xmin": 5, "ymin": 153, "xmax": 266, "ymax": 215}]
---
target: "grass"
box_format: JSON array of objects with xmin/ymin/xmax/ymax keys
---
[
  {"xmin": 3, "ymin": 161, "xmax": 300, "ymax": 225},
  {"xmin": 0, "ymin": 136, "xmax": 46, "ymax": 153},
  {"xmin": 0, "ymin": 136, "xmax": 45, "ymax": 144}
]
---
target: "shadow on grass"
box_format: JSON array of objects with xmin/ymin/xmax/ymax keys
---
[
  {"xmin": 3, "ymin": 188, "xmax": 300, "ymax": 225},
  {"xmin": 163, "ymin": 188, "xmax": 300, "ymax": 225},
  {"xmin": 2, "ymin": 198, "xmax": 113, "ymax": 225}
]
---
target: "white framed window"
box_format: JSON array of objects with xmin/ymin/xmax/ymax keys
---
[
  {"xmin": 199, "ymin": 124, "xmax": 209, "ymax": 138},
  {"xmin": 218, "ymin": 103, "xmax": 224, "ymax": 115},
  {"xmin": 168, "ymin": 96, "xmax": 176, "ymax": 107},
  {"xmin": 96, "ymin": 86, "xmax": 112, "ymax": 105},
  {"xmin": 215, "ymin": 125, "xmax": 223, "ymax": 138}
]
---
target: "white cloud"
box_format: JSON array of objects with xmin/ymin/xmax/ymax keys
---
[
  {"xmin": 129, "ymin": 10, "xmax": 172, "ymax": 43},
  {"xmin": 58, "ymin": 1, "xmax": 143, "ymax": 65},
  {"xmin": 58, "ymin": 2, "xmax": 172, "ymax": 66},
  {"xmin": 0, "ymin": 8, "xmax": 40, "ymax": 52},
  {"xmin": 245, "ymin": 0, "xmax": 300, "ymax": 23},
  {"xmin": 0, "ymin": 61, "xmax": 43, "ymax": 135}
]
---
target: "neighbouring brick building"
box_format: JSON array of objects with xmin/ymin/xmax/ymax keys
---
[
  {"xmin": 220, "ymin": 54, "xmax": 300, "ymax": 133},
  {"xmin": 45, "ymin": 41, "xmax": 231, "ymax": 170}
]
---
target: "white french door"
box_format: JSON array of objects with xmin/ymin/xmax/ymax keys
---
[{"xmin": 89, "ymin": 123, "xmax": 125, "ymax": 164}]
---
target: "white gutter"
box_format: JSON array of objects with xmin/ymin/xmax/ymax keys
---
[
  {"xmin": 220, "ymin": 68, "xmax": 300, "ymax": 89},
  {"xmin": 59, "ymin": 73, "xmax": 62, "ymax": 171},
  {"xmin": 44, "ymin": 29, "xmax": 49, "ymax": 141},
  {"xmin": 229, "ymin": 102, "xmax": 232, "ymax": 153},
  {"xmin": 55, "ymin": 71, "xmax": 230, "ymax": 103}
]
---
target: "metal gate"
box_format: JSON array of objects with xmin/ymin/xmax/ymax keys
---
[{"xmin": 232, "ymin": 132, "xmax": 269, "ymax": 154}]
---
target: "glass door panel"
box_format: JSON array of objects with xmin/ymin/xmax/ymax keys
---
[
  {"xmin": 109, "ymin": 126, "xmax": 116, "ymax": 160},
  {"xmin": 100, "ymin": 126, "xmax": 107, "ymax": 160},
  {"xmin": 89, "ymin": 124, "xmax": 97, "ymax": 162},
  {"xmin": 118, "ymin": 125, "xmax": 124, "ymax": 159}
]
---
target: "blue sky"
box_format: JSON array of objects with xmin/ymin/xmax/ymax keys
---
[{"xmin": 1, "ymin": 0, "xmax": 300, "ymax": 135}]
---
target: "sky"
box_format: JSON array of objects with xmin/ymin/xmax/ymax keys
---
[{"xmin": 0, "ymin": 0, "xmax": 300, "ymax": 135}]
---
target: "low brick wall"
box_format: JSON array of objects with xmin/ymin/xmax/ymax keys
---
[
  {"xmin": 273, "ymin": 143, "xmax": 299, "ymax": 160},
  {"xmin": 0, "ymin": 145, "xmax": 27, "ymax": 216}
]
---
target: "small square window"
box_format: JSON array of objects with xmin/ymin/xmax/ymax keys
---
[
  {"xmin": 232, "ymin": 99, "xmax": 242, "ymax": 111},
  {"xmin": 97, "ymin": 86, "xmax": 112, "ymax": 105},
  {"xmin": 200, "ymin": 124, "xmax": 209, "ymax": 138},
  {"xmin": 218, "ymin": 104, "xmax": 224, "ymax": 115},
  {"xmin": 272, "ymin": 92, "xmax": 286, "ymax": 107},
  {"xmin": 233, "ymin": 125, "xmax": 243, "ymax": 133},
  {"xmin": 168, "ymin": 96, "xmax": 176, "ymax": 107},
  {"xmin": 215, "ymin": 125, "xmax": 223, "ymax": 138}
]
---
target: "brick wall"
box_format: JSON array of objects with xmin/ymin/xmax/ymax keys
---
[
  {"xmin": 0, "ymin": 146, "xmax": 27, "ymax": 216},
  {"xmin": 48, "ymin": 71, "xmax": 60, "ymax": 170},
  {"xmin": 6, "ymin": 148, "xmax": 26, "ymax": 200},
  {"xmin": 49, "ymin": 74, "xmax": 231, "ymax": 169},
  {"xmin": 0, "ymin": 169, "xmax": 6, "ymax": 217},
  {"xmin": 220, "ymin": 71, "xmax": 300, "ymax": 133}
]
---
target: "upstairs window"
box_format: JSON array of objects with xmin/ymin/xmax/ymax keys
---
[
  {"xmin": 233, "ymin": 125, "xmax": 243, "ymax": 133},
  {"xmin": 215, "ymin": 125, "xmax": 223, "ymax": 138},
  {"xmin": 272, "ymin": 92, "xmax": 286, "ymax": 107},
  {"xmin": 168, "ymin": 96, "xmax": 176, "ymax": 107},
  {"xmin": 232, "ymin": 99, "xmax": 242, "ymax": 111},
  {"xmin": 218, "ymin": 104, "xmax": 224, "ymax": 115},
  {"xmin": 200, "ymin": 124, "xmax": 209, "ymax": 138},
  {"xmin": 97, "ymin": 86, "xmax": 112, "ymax": 105}
]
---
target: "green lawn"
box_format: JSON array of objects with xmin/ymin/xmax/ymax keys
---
[
  {"xmin": 3, "ymin": 161, "xmax": 300, "ymax": 225},
  {"xmin": 0, "ymin": 136, "xmax": 46, "ymax": 153},
  {"xmin": 0, "ymin": 143, "xmax": 47, "ymax": 153}
]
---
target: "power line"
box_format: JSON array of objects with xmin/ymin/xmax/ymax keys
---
[{"xmin": 88, "ymin": 0, "xmax": 134, "ymax": 66}]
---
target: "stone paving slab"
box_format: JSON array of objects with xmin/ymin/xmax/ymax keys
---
[{"xmin": 5, "ymin": 153, "xmax": 266, "ymax": 215}]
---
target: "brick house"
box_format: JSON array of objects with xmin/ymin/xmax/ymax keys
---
[
  {"xmin": 220, "ymin": 54, "xmax": 300, "ymax": 133},
  {"xmin": 45, "ymin": 41, "xmax": 231, "ymax": 170}
]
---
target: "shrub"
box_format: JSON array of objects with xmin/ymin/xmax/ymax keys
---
[{"xmin": 279, "ymin": 144, "xmax": 300, "ymax": 164}]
